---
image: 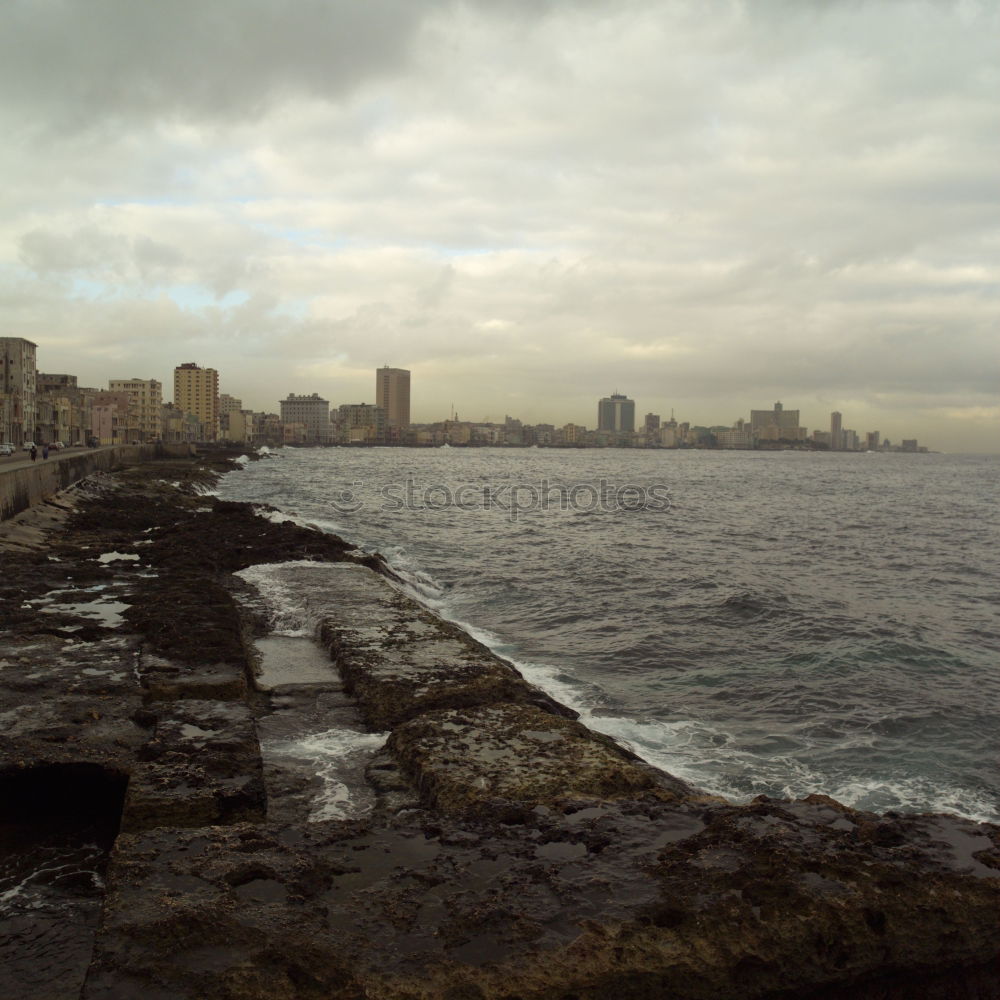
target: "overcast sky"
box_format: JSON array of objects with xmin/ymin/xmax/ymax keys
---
[{"xmin": 2, "ymin": 0, "xmax": 997, "ymax": 450}]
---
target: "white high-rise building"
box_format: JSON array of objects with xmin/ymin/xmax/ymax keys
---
[
  {"xmin": 109, "ymin": 378, "xmax": 163, "ymax": 442},
  {"xmin": 280, "ymin": 393, "xmax": 331, "ymax": 445}
]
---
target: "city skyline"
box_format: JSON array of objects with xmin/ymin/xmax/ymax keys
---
[
  {"xmin": 1, "ymin": 3, "xmax": 997, "ymax": 452},
  {"xmin": 0, "ymin": 334, "xmax": 941, "ymax": 451}
]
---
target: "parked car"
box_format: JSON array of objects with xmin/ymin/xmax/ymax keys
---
[
  {"xmin": 51, "ymin": 441, "xmax": 65, "ymax": 450},
  {"xmin": 22, "ymin": 441, "xmax": 36, "ymax": 452},
  {"xmin": 0, "ymin": 443, "xmax": 14, "ymax": 456}
]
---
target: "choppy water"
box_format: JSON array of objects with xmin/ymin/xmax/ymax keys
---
[{"xmin": 220, "ymin": 448, "xmax": 999, "ymax": 823}]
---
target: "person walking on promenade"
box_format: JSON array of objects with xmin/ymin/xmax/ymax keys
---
[
  {"xmin": 30, "ymin": 445, "xmax": 37, "ymax": 462},
  {"xmin": 42, "ymin": 445, "xmax": 49, "ymax": 460}
]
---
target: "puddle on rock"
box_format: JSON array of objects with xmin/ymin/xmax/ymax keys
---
[{"xmin": 37, "ymin": 599, "xmax": 130, "ymax": 628}]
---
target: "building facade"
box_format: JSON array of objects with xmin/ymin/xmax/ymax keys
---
[
  {"xmin": 0, "ymin": 337, "xmax": 37, "ymax": 445},
  {"xmin": 749, "ymin": 401, "xmax": 804, "ymax": 441},
  {"xmin": 90, "ymin": 391, "xmax": 135, "ymax": 445},
  {"xmin": 376, "ymin": 367, "xmax": 411, "ymax": 433},
  {"xmin": 830, "ymin": 411, "xmax": 843, "ymax": 451},
  {"xmin": 109, "ymin": 378, "xmax": 163, "ymax": 442},
  {"xmin": 174, "ymin": 363, "xmax": 219, "ymax": 441},
  {"xmin": 335, "ymin": 403, "xmax": 385, "ymax": 444},
  {"xmin": 598, "ymin": 393, "xmax": 636, "ymax": 433},
  {"xmin": 280, "ymin": 393, "xmax": 330, "ymax": 445}
]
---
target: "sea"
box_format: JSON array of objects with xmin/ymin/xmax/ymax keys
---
[{"xmin": 218, "ymin": 447, "xmax": 999, "ymax": 825}]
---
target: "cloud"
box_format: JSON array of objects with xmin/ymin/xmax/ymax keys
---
[{"xmin": 0, "ymin": 0, "xmax": 997, "ymax": 451}]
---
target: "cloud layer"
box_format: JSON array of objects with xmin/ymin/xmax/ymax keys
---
[{"xmin": 2, "ymin": 0, "xmax": 998, "ymax": 449}]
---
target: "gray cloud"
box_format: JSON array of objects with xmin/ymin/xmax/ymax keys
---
[{"xmin": 0, "ymin": 0, "xmax": 997, "ymax": 450}]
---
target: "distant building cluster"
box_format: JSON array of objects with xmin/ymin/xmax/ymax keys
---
[
  {"xmin": 0, "ymin": 337, "xmax": 927, "ymax": 453},
  {"xmin": 406, "ymin": 397, "xmax": 927, "ymax": 452}
]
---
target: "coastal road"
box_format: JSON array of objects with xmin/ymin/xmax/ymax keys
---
[{"xmin": 0, "ymin": 445, "xmax": 117, "ymax": 473}]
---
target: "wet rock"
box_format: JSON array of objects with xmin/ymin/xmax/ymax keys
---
[
  {"xmin": 0, "ymin": 633, "xmax": 146, "ymax": 771},
  {"xmin": 137, "ymin": 650, "xmax": 249, "ymax": 702},
  {"xmin": 387, "ymin": 702, "xmax": 697, "ymax": 820},
  {"xmin": 295, "ymin": 562, "xmax": 576, "ymax": 728},
  {"xmin": 3, "ymin": 450, "xmax": 999, "ymax": 999},
  {"xmin": 122, "ymin": 700, "xmax": 266, "ymax": 832}
]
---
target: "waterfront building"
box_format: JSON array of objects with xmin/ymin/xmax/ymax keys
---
[
  {"xmin": 219, "ymin": 394, "xmax": 244, "ymax": 440},
  {"xmin": 830, "ymin": 411, "xmax": 843, "ymax": 451},
  {"xmin": 219, "ymin": 393, "xmax": 242, "ymax": 415},
  {"xmin": 376, "ymin": 367, "xmax": 411, "ymax": 433},
  {"xmin": 749, "ymin": 401, "xmax": 804, "ymax": 441},
  {"xmin": 716, "ymin": 424, "xmax": 755, "ymax": 449},
  {"xmin": 335, "ymin": 403, "xmax": 385, "ymax": 444},
  {"xmin": 0, "ymin": 337, "xmax": 37, "ymax": 445},
  {"xmin": 109, "ymin": 378, "xmax": 163, "ymax": 442},
  {"xmin": 90, "ymin": 391, "xmax": 135, "ymax": 445},
  {"xmin": 865, "ymin": 431, "xmax": 881, "ymax": 451},
  {"xmin": 161, "ymin": 402, "xmax": 201, "ymax": 443},
  {"xmin": 598, "ymin": 392, "xmax": 636, "ymax": 433},
  {"xmin": 37, "ymin": 374, "xmax": 88, "ymax": 445},
  {"xmin": 253, "ymin": 412, "xmax": 284, "ymax": 447},
  {"xmin": 174, "ymin": 363, "xmax": 219, "ymax": 441},
  {"xmin": 280, "ymin": 393, "xmax": 331, "ymax": 445}
]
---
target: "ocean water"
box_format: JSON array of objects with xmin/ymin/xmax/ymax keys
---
[{"xmin": 219, "ymin": 448, "xmax": 1000, "ymax": 824}]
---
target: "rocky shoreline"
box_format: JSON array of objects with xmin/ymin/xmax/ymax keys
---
[{"xmin": 1, "ymin": 449, "xmax": 998, "ymax": 999}]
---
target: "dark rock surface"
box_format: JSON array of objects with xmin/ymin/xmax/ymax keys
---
[{"xmin": 1, "ymin": 449, "xmax": 998, "ymax": 1000}]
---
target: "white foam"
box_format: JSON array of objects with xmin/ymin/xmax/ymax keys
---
[
  {"xmin": 235, "ymin": 561, "xmax": 318, "ymax": 637},
  {"xmin": 265, "ymin": 727, "xmax": 388, "ymax": 822}
]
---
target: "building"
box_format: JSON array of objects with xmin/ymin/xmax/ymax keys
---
[
  {"xmin": 90, "ymin": 391, "xmax": 135, "ymax": 445},
  {"xmin": 219, "ymin": 394, "xmax": 242, "ymax": 415},
  {"xmin": 335, "ymin": 403, "xmax": 385, "ymax": 444},
  {"xmin": 376, "ymin": 367, "xmax": 411, "ymax": 433},
  {"xmin": 109, "ymin": 378, "xmax": 163, "ymax": 442},
  {"xmin": 219, "ymin": 394, "xmax": 244, "ymax": 440},
  {"xmin": 36, "ymin": 374, "xmax": 88, "ymax": 445},
  {"xmin": 253, "ymin": 412, "xmax": 284, "ymax": 447},
  {"xmin": 280, "ymin": 393, "xmax": 331, "ymax": 445},
  {"xmin": 830, "ymin": 411, "xmax": 843, "ymax": 451},
  {"xmin": 174, "ymin": 363, "xmax": 220, "ymax": 441},
  {"xmin": 865, "ymin": 431, "xmax": 881, "ymax": 452},
  {"xmin": 749, "ymin": 401, "xmax": 804, "ymax": 441},
  {"xmin": 598, "ymin": 392, "xmax": 636, "ymax": 433},
  {"xmin": 0, "ymin": 337, "xmax": 37, "ymax": 445}
]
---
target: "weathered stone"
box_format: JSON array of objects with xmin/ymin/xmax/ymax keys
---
[
  {"xmin": 121, "ymin": 700, "xmax": 266, "ymax": 831},
  {"xmin": 267, "ymin": 561, "xmax": 577, "ymax": 729},
  {"xmin": 1, "ymin": 451, "xmax": 998, "ymax": 1000},
  {"xmin": 0, "ymin": 632, "xmax": 146, "ymax": 770},
  {"xmin": 137, "ymin": 650, "xmax": 249, "ymax": 702},
  {"xmin": 387, "ymin": 702, "xmax": 696, "ymax": 819}
]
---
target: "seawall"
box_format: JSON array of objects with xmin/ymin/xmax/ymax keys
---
[
  {"xmin": 0, "ymin": 443, "xmax": 195, "ymax": 521},
  {"xmin": 1, "ymin": 452, "xmax": 998, "ymax": 1000}
]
